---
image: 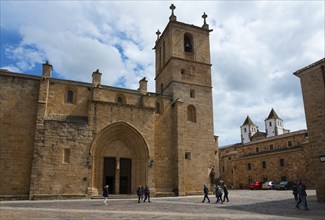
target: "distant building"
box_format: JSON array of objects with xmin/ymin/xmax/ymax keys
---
[
  {"xmin": 294, "ymin": 58, "xmax": 325, "ymax": 203},
  {"xmin": 0, "ymin": 5, "xmax": 217, "ymax": 200},
  {"xmin": 219, "ymin": 109, "xmax": 312, "ymax": 189}
]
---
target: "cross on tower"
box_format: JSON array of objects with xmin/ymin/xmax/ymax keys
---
[
  {"xmin": 202, "ymin": 12, "xmax": 209, "ymax": 29},
  {"xmin": 169, "ymin": 4, "xmax": 177, "ymax": 21}
]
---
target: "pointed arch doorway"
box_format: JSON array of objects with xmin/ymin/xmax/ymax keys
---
[{"xmin": 89, "ymin": 122, "xmax": 149, "ymax": 196}]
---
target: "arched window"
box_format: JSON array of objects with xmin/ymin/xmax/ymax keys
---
[
  {"xmin": 67, "ymin": 90, "xmax": 74, "ymax": 103},
  {"xmin": 184, "ymin": 33, "xmax": 193, "ymax": 53},
  {"xmin": 116, "ymin": 94, "xmax": 126, "ymax": 104},
  {"xmin": 187, "ymin": 105, "xmax": 196, "ymax": 122}
]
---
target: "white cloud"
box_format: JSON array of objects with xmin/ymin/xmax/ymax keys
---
[{"xmin": 1, "ymin": 1, "xmax": 324, "ymax": 146}]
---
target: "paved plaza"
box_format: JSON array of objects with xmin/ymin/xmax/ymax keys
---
[{"xmin": 1, "ymin": 190, "xmax": 324, "ymax": 219}]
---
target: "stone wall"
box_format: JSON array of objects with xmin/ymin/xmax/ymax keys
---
[
  {"xmin": 0, "ymin": 73, "xmax": 39, "ymax": 199},
  {"xmin": 294, "ymin": 58, "xmax": 325, "ymax": 202}
]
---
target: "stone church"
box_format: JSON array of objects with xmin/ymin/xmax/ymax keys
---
[{"xmin": 0, "ymin": 5, "xmax": 218, "ymax": 200}]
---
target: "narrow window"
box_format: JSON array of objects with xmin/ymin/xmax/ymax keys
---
[
  {"xmin": 288, "ymin": 141, "xmax": 292, "ymax": 147},
  {"xmin": 262, "ymin": 161, "xmax": 266, "ymax": 169},
  {"xmin": 228, "ymin": 156, "xmax": 231, "ymax": 160},
  {"xmin": 63, "ymin": 148, "xmax": 71, "ymax": 164},
  {"xmin": 190, "ymin": 89, "xmax": 195, "ymax": 98},
  {"xmin": 158, "ymin": 47, "xmax": 161, "ymax": 70},
  {"xmin": 247, "ymin": 163, "xmax": 252, "ymax": 170},
  {"xmin": 187, "ymin": 105, "xmax": 196, "ymax": 122},
  {"xmin": 117, "ymin": 97, "xmax": 123, "ymax": 104},
  {"xmin": 256, "ymin": 147, "xmax": 259, "ymax": 153},
  {"xmin": 163, "ymin": 41, "xmax": 166, "ymax": 64},
  {"xmin": 244, "ymin": 128, "xmax": 247, "ymax": 132},
  {"xmin": 185, "ymin": 152, "xmax": 191, "ymax": 160},
  {"xmin": 222, "ymin": 166, "xmax": 225, "ymax": 172},
  {"xmin": 184, "ymin": 33, "xmax": 193, "ymax": 53},
  {"xmin": 269, "ymin": 121, "xmax": 272, "ymax": 127},
  {"xmin": 160, "ymin": 83, "xmax": 164, "ymax": 94},
  {"xmin": 155, "ymin": 102, "xmax": 161, "ymax": 114},
  {"xmin": 67, "ymin": 90, "xmax": 74, "ymax": 103},
  {"xmin": 280, "ymin": 159, "xmax": 285, "ymax": 167}
]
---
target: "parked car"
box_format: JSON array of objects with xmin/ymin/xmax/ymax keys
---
[
  {"xmin": 262, "ymin": 181, "xmax": 276, "ymax": 189},
  {"xmin": 276, "ymin": 181, "xmax": 294, "ymax": 190},
  {"xmin": 250, "ymin": 181, "xmax": 262, "ymax": 190}
]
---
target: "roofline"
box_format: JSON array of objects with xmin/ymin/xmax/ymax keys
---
[
  {"xmin": 0, "ymin": 69, "xmax": 172, "ymax": 99},
  {"xmin": 293, "ymin": 58, "xmax": 325, "ymax": 76}
]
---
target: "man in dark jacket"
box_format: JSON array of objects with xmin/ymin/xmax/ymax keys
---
[
  {"xmin": 103, "ymin": 185, "xmax": 109, "ymax": 205},
  {"xmin": 202, "ymin": 184, "xmax": 210, "ymax": 203},
  {"xmin": 136, "ymin": 185, "xmax": 143, "ymax": 203},
  {"xmin": 296, "ymin": 181, "xmax": 310, "ymax": 211},
  {"xmin": 143, "ymin": 185, "xmax": 151, "ymax": 202}
]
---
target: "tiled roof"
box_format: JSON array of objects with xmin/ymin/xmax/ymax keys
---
[
  {"xmin": 266, "ymin": 108, "xmax": 281, "ymax": 120},
  {"xmin": 242, "ymin": 116, "xmax": 255, "ymax": 126}
]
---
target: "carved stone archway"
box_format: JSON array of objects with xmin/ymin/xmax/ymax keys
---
[{"xmin": 88, "ymin": 122, "xmax": 150, "ymax": 196}]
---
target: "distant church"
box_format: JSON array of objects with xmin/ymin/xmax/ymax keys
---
[
  {"xmin": 219, "ymin": 109, "xmax": 311, "ymax": 189},
  {"xmin": 0, "ymin": 4, "xmax": 217, "ymax": 199}
]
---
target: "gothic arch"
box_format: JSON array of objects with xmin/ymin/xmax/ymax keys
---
[{"xmin": 89, "ymin": 121, "xmax": 150, "ymax": 196}]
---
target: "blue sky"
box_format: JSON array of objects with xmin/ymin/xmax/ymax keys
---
[{"xmin": 1, "ymin": 1, "xmax": 324, "ymax": 146}]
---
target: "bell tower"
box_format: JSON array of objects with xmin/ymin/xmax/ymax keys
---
[
  {"xmin": 154, "ymin": 4, "xmax": 216, "ymax": 195},
  {"xmin": 154, "ymin": 4, "xmax": 213, "ymax": 97}
]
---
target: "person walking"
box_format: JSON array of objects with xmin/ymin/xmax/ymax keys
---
[
  {"xmin": 296, "ymin": 181, "xmax": 310, "ymax": 211},
  {"xmin": 202, "ymin": 184, "xmax": 210, "ymax": 203},
  {"xmin": 143, "ymin": 185, "xmax": 151, "ymax": 203},
  {"xmin": 216, "ymin": 185, "xmax": 223, "ymax": 204},
  {"xmin": 223, "ymin": 185, "xmax": 229, "ymax": 202},
  {"xmin": 136, "ymin": 185, "xmax": 143, "ymax": 203},
  {"xmin": 102, "ymin": 185, "xmax": 109, "ymax": 205},
  {"xmin": 292, "ymin": 182, "xmax": 298, "ymax": 201},
  {"xmin": 140, "ymin": 185, "xmax": 144, "ymax": 201}
]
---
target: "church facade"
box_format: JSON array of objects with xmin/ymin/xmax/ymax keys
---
[{"xmin": 0, "ymin": 5, "xmax": 217, "ymax": 200}]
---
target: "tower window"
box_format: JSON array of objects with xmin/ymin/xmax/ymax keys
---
[
  {"xmin": 269, "ymin": 121, "xmax": 272, "ymax": 127},
  {"xmin": 155, "ymin": 102, "xmax": 161, "ymax": 114},
  {"xmin": 117, "ymin": 97, "xmax": 123, "ymax": 104},
  {"xmin": 160, "ymin": 83, "xmax": 164, "ymax": 94},
  {"xmin": 63, "ymin": 148, "xmax": 71, "ymax": 164},
  {"xmin": 185, "ymin": 152, "xmax": 191, "ymax": 160},
  {"xmin": 116, "ymin": 94, "xmax": 126, "ymax": 104},
  {"xmin": 184, "ymin": 33, "xmax": 193, "ymax": 53},
  {"xmin": 163, "ymin": 41, "xmax": 166, "ymax": 64},
  {"xmin": 187, "ymin": 105, "xmax": 196, "ymax": 123},
  {"xmin": 67, "ymin": 90, "xmax": 74, "ymax": 103},
  {"xmin": 190, "ymin": 89, "xmax": 195, "ymax": 98}
]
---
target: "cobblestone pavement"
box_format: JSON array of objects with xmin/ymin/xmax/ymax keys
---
[{"xmin": 1, "ymin": 190, "xmax": 324, "ymax": 220}]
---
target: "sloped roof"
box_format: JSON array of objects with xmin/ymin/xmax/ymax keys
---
[
  {"xmin": 251, "ymin": 130, "xmax": 266, "ymax": 140},
  {"xmin": 242, "ymin": 116, "xmax": 256, "ymax": 126},
  {"xmin": 266, "ymin": 108, "xmax": 282, "ymax": 120}
]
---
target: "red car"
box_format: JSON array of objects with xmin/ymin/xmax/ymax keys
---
[{"xmin": 250, "ymin": 181, "xmax": 262, "ymax": 190}]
